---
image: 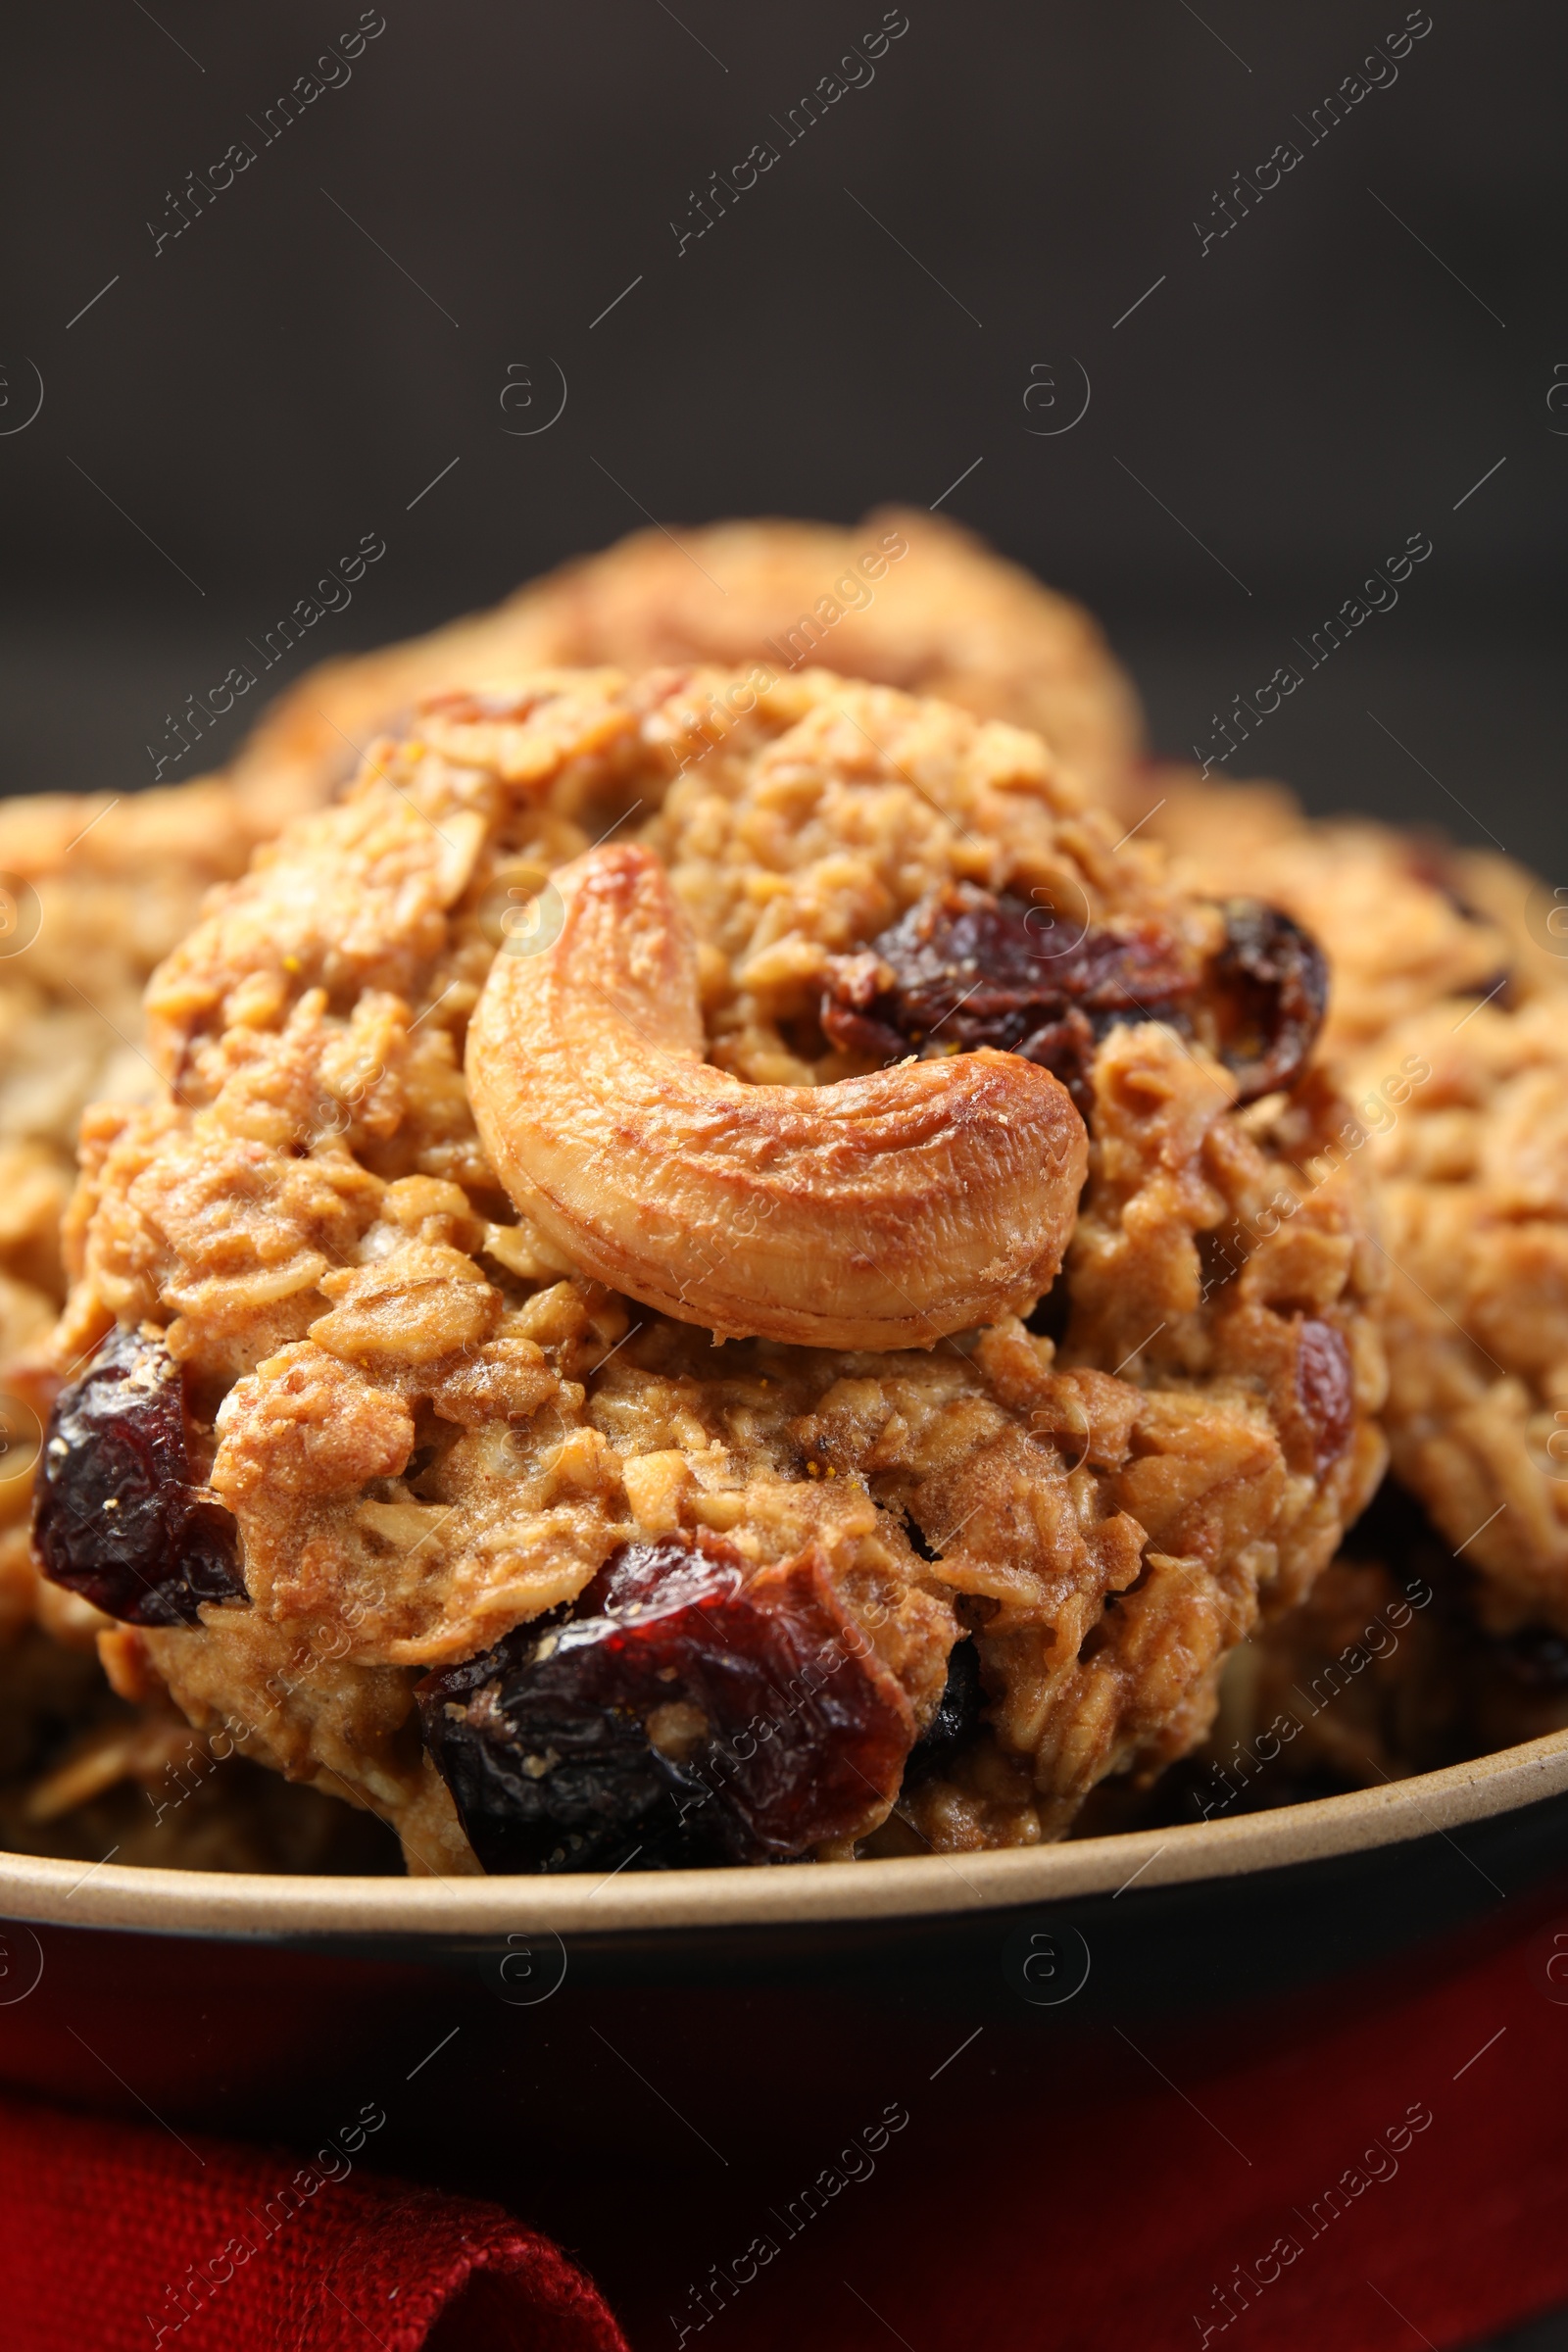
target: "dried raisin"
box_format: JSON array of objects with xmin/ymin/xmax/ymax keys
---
[{"xmin": 33, "ymin": 1326, "xmax": 245, "ymax": 1627}]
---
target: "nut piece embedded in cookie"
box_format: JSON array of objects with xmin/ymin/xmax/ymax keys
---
[{"xmin": 467, "ymin": 843, "xmax": 1090, "ymax": 1348}]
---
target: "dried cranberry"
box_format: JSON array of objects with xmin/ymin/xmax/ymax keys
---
[
  {"xmin": 820, "ymin": 886, "xmax": 1196, "ymax": 1113},
  {"xmin": 1295, "ymin": 1318, "xmax": 1355, "ymax": 1475},
  {"xmin": 1207, "ymin": 900, "xmax": 1328, "ymax": 1101},
  {"xmin": 417, "ymin": 1535, "xmax": 917, "ymax": 1873},
  {"xmin": 574, "ymin": 1533, "xmax": 724, "ymax": 1617},
  {"xmin": 903, "ymin": 1637, "xmax": 984, "ymax": 1783},
  {"xmin": 820, "ymin": 885, "xmax": 1327, "ymax": 1113},
  {"xmin": 32, "ymin": 1326, "xmax": 245, "ymax": 1627}
]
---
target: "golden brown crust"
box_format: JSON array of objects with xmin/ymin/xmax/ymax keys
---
[{"xmin": 0, "ymin": 1607, "xmax": 392, "ymax": 1876}]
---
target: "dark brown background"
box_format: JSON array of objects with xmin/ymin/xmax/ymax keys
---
[{"xmin": 0, "ymin": 0, "xmax": 1563, "ymax": 877}]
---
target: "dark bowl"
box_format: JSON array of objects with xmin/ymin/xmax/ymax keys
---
[
  {"xmin": 3, "ymin": 1731, "xmax": 1566, "ymax": 2144},
  {"xmin": 7, "ymin": 1730, "xmax": 1568, "ymax": 2342}
]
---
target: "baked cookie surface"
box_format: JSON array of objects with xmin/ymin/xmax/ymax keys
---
[
  {"xmin": 0, "ymin": 768, "xmax": 350, "ymax": 1831},
  {"xmin": 1346, "ymin": 994, "xmax": 1568, "ymax": 1634},
  {"xmin": 0, "ymin": 775, "xmax": 319, "ymax": 1357},
  {"xmin": 1152, "ymin": 768, "xmax": 1568, "ymax": 1642},
  {"xmin": 36, "ymin": 670, "xmax": 1384, "ymax": 1870}
]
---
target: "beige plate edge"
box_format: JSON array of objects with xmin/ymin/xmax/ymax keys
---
[{"xmin": 1, "ymin": 1730, "xmax": 1565, "ymax": 1943}]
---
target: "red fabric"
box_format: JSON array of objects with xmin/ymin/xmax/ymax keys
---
[
  {"xmin": 4, "ymin": 1910, "xmax": 1568, "ymax": 2351},
  {"xmin": 0, "ymin": 2092, "xmax": 628, "ymax": 2352}
]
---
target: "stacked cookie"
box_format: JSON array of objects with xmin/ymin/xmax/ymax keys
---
[{"xmin": 2, "ymin": 513, "xmax": 1559, "ymax": 1868}]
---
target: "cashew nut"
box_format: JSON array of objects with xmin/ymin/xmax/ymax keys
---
[{"xmin": 466, "ymin": 844, "xmax": 1088, "ymax": 1348}]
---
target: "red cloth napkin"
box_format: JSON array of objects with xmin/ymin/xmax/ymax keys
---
[
  {"xmin": 0, "ymin": 2092, "xmax": 629, "ymax": 2352},
  {"xmin": 5, "ymin": 1902, "xmax": 1568, "ymax": 2352}
]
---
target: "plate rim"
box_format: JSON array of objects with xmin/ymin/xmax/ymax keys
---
[{"xmin": 3, "ymin": 1726, "xmax": 1566, "ymax": 1942}]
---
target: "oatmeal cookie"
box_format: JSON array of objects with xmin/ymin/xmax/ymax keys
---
[
  {"xmin": 36, "ymin": 669, "xmax": 1382, "ymax": 1867},
  {"xmin": 1153, "ymin": 768, "xmax": 1568, "ymax": 1640},
  {"xmin": 231, "ymin": 509, "xmax": 1145, "ymax": 815},
  {"xmin": 0, "ymin": 768, "xmax": 345, "ymax": 1336},
  {"xmin": 1343, "ymin": 993, "xmax": 1568, "ymax": 1634},
  {"xmin": 0, "ymin": 770, "xmax": 357, "ymax": 1680}
]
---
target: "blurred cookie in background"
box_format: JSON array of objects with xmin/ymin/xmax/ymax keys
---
[
  {"xmin": 1152, "ymin": 766, "xmax": 1568, "ymax": 1647},
  {"xmin": 231, "ymin": 509, "xmax": 1146, "ymax": 818}
]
